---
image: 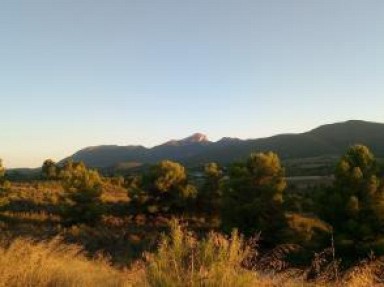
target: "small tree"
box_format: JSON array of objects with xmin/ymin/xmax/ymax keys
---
[
  {"xmin": 42, "ymin": 159, "xmax": 58, "ymax": 179},
  {"xmin": 197, "ymin": 162, "xmax": 223, "ymax": 217},
  {"xmin": 0, "ymin": 159, "xmax": 7, "ymax": 189},
  {"xmin": 138, "ymin": 160, "xmax": 197, "ymax": 214},
  {"xmin": 0, "ymin": 159, "xmax": 5, "ymax": 180},
  {"xmin": 221, "ymin": 152, "xmax": 287, "ymax": 245},
  {"xmin": 61, "ymin": 161, "xmax": 104, "ymax": 225}
]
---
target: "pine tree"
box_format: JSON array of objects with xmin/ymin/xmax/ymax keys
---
[
  {"xmin": 318, "ymin": 145, "xmax": 384, "ymax": 259},
  {"xmin": 137, "ymin": 160, "xmax": 197, "ymax": 214},
  {"xmin": 222, "ymin": 152, "xmax": 287, "ymax": 245}
]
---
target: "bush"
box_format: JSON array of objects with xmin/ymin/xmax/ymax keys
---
[
  {"xmin": 0, "ymin": 180, "xmax": 11, "ymax": 192},
  {"xmin": 60, "ymin": 163, "xmax": 104, "ymax": 225}
]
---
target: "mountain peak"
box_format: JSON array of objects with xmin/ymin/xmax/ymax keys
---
[
  {"xmin": 162, "ymin": 133, "xmax": 209, "ymax": 146},
  {"xmin": 181, "ymin": 133, "xmax": 209, "ymax": 143}
]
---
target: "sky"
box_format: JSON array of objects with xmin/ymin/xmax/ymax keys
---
[{"xmin": 1, "ymin": 0, "xmax": 384, "ymax": 168}]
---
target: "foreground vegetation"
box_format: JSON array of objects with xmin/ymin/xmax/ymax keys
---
[
  {"xmin": 1, "ymin": 144, "xmax": 384, "ymax": 285},
  {"xmin": 0, "ymin": 222, "xmax": 383, "ymax": 286}
]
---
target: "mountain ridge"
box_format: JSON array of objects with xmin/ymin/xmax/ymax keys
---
[{"xmin": 61, "ymin": 120, "xmax": 384, "ymax": 169}]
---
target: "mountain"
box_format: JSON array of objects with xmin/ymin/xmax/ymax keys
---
[
  {"xmin": 66, "ymin": 145, "xmax": 148, "ymax": 168},
  {"xmin": 61, "ymin": 120, "xmax": 384, "ymax": 171}
]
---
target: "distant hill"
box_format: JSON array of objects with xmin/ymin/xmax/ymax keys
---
[{"xmin": 61, "ymin": 120, "xmax": 384, "ymax": 172}]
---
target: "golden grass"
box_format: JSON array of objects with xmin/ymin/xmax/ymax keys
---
[
  {"xmin": 101, "ymin": 182, "xmax": 130, "ymax": 203},
  {"xmin": 0, "ymin": 210, "xmax": 60, "ymax": 222},
  {"xmin": 0, "ymin": 238, "xmax": 140, "ymax": 287},
  {"xmin": 0, "ymin": 232, "xmax": 381, "ymax": 286},
  {"xmin": 143, "ymin": 220, "xmax": 258, "ymax": 287},
  {"xmin": 141, "ymin": 220, "xmax": 384, "ymax": 287},
  {"xmin": 3, "ymin": 181, "xmax": 129, "ymax": 205}
]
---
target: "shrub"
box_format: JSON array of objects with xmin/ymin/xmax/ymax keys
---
[
  {"xmin": 60, "ymin": 163, "xmax": 104, "ymax": 225},
  {"xmin": 134, "ymin": 161, "xmax": 197, "ymax": 215},
  {"xmin": 0, "ymin": 180, "xmax": 11, "ymax": 192}
]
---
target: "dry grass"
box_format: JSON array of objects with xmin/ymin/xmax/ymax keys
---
[
  {"xmin": 0, "ymin": 232, "xmax": 382, "ymax": 286},
  {"xmin": 0, "ymin": 237, "xmax": 140, "ymax": 287},
  {"xmin": 143, "ymin": 220, "xmax": 258, "ymax": 287},
  {"xmin": 1, "ymin": 181, "xmax": 129, "ymax": 205},
  {"xmin": 141, "ymin": 220, "xmax": 384, "ymax": 287},
  {"xmin": 101, "ymin": 182, "xmax": 130, "ymax": 203},
  {"xmin": 0, "ymin": 210, "xmax": 60, "ymax": 222}
]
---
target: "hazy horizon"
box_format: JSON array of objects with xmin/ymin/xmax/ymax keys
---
[{"xmin": 1, "ymin": 1, "xmax": 384, "ymax": 168}]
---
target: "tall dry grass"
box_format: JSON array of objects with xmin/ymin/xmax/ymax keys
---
[
  {"xmin": 0, "ymin": 238, "xmax": 140, "ymax": 287},
  {"xmin": 143, "ymin": 220, "xmax": 260, "ymax": 287},
  {"xmin": 0, "ymin": 220, "xmax": 382, "ymax": 286},
  {"xmin": 142, "ymin": 220, "xmax": 384, "ymax": 287}
]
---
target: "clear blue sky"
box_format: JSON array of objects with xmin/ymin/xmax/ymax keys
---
[{"xmin": 1, "ymin": 0, "xmax": 383, "ymax": 168}]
